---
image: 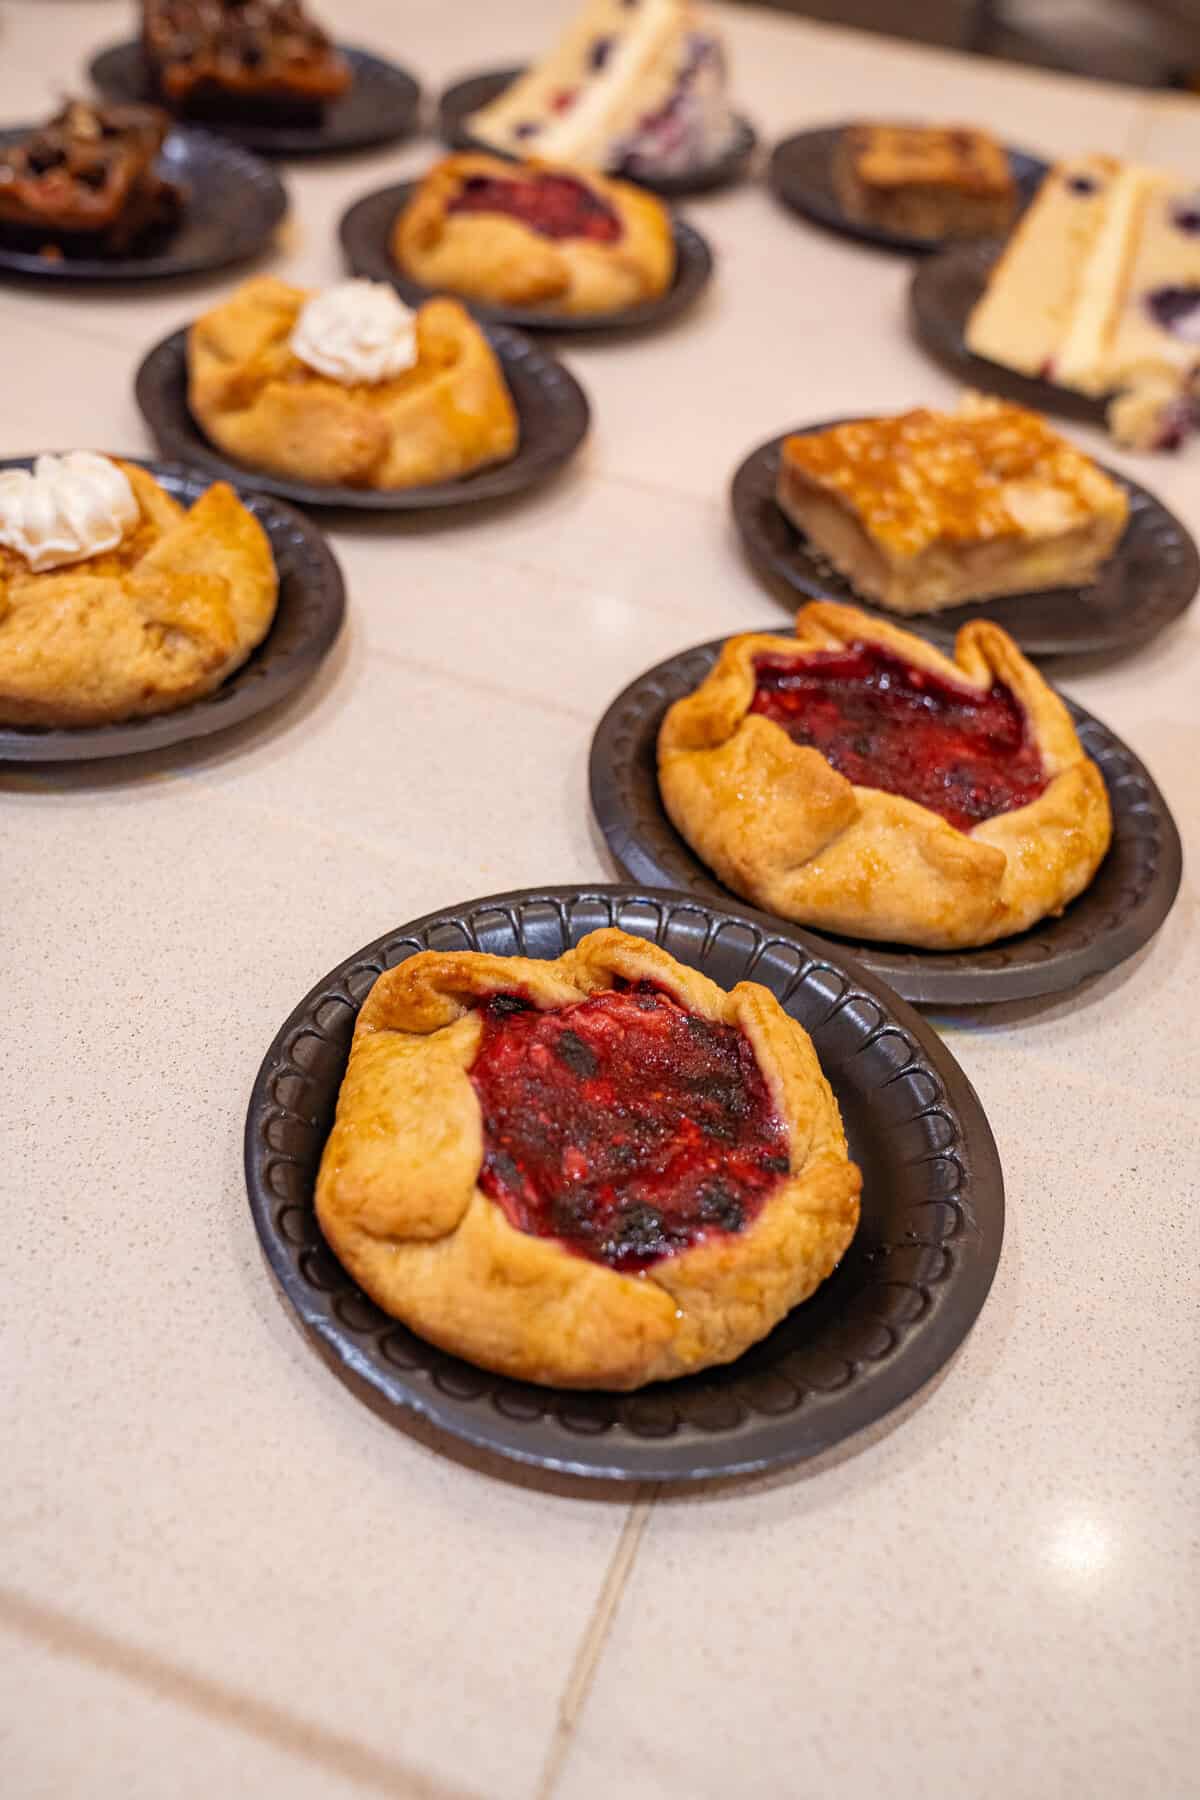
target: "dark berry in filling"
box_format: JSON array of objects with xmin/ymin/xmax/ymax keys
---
[
  {"xmin": 1145, "ymin": 284, "xmax": 1200, "ymax": 342},
  {"xmin": 448, "ymin": 171, "xmax": 622, "ymax": 243},
  {"xmin": 750, "ymin": 642, "xmax": 1047, "ymax": 833},
  {"xmin": 1066, "ymin": 174, "xmax": 1098, "ymax": 196},
  {"xmin": 468, "ymin": 984, "xmax": 789, "ymax": 1273},
  {"xmin": 1170, "ymin": 196, "xmax": 1200, "ymax": 235}
]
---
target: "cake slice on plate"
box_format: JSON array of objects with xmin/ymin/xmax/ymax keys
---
[
  {"xmin": 465, "ymin": 0, "xmax": 736, "ymax": 179},
  {"xmin": 775, "ymin": 395, "xmax": 1129, "ymax": 615},
  {"xmin": 965, "ymin": 154, "xmax": 1119, "ymax": 383},
  {"xmin": 966, "ymin": 155, "xmax": 1200, "ymax": 449}
]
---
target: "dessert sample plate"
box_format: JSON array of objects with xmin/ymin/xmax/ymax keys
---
[
  {"xmin": 589, "ymin": 639, "xmax": 1182, "ymax": 1007},
  {"xmin": 340, "ymin": 181, "xmax": 715, "ymax": 336},
  {"xmin": 134, "ymin": 325, "xmax": 590, "ymax": 512},
  {"xmin": 88, "ymin": 43, "xmax": 421, "ymax": 157},
  {"xmin": 731, "ymin": 426, "xmax": 1200, "ymax": 659},
  {"xmin": 768, "ymin": 126, "xmax": 1046, "ymax": 255},
  {"xmin": 245, "ymin": 884, "xmax": 1004, "ymax": 1480},
  {"xmin": 437, "ymin": 66, "xmax": 758, "ymax": 197},
  {"xmin": 0, "ymin": 456, "xmax": 343, "ymax": 764},
  {"xmin": 909, "ymin": 239, "xmax": 1113, "ymax": 423},
  {"xmin": 0, "ymin": 127, "xmax": 286, "ymax": 282}
]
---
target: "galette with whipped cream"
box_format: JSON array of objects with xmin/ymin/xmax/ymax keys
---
[
  {"xmin": 0, "ymin": 453, "xmax": 277, "ymax": 728},
  {"xmin": 187, "ymin": 276, "xmax": 519, "ymax": 489}
]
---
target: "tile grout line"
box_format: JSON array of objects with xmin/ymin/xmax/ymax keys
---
[
  {"xmin": 0, "ymin": 1585, "xmax": 483, "ymax": 1800},
  {"xmin": 532, "ymin": 1485, "xmax": 658, "ymax": 1800}
]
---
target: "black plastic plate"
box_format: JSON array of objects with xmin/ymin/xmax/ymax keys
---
[
  {"xmin": 0, "ymin": 456, "xmax": 344, "ymax": 764},
  {"xmin": 134, "ymin": 325, "xmax": 590, "ymax": 512},
  {"xmin": 88, "ymin": 42, "xmax": 421, "ymax": 157},
  {"xmin": 588, "ymin": 636, "xmax": 1182, "ymax": 1006},
  {"xmin": 340, "ymin": 180, "xmax": 714, "ymax": 336},
  {"xmin": 0, "ymin": 128, "xmax": 286, "ymax": 282},
  {"xmin": 768, "ymin": 125, "xmax": 1046, "ymax": 254},
  {"xmin": 731, "ymin": 425, "xmax": 1200, "ymax": 659},
  {"xmin": 245, "ymin": 885, "xmax": 1004, "ymax": 1480},
  {"xmin": 437, "ymin": 65, "xmax": 757, "ymax": 197}
]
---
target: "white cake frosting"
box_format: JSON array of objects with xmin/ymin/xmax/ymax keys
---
[
  {"xmin": 290, "ymin": 280, "xmax": 419, "ymax": 385},
  {"xmin": 0, "ymin": 452, "xmax": 140, "ymax": 573}
]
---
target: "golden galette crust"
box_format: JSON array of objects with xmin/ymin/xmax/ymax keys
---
[
  {"xmin": 391, "ymin": 153, "xmax": 676, "ymax": 317},
  {"xmin": 315, "ymin": 928, "xmax": 861, "ymax": 1390},
  {"xmin": 0, "ymin": 462, "xmax": 277, "ymax": 727},
  {"xmin": 658, "ymin": 602, "xmax": 1113, "ymax": 951},
  {"xmin": 188, "ymin": 278, "xmax": 519, "ymax": 490}
]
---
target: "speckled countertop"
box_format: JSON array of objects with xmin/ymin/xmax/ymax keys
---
[{"xmin": 2, "ymin": 3, "xmax": 1197, "ymax": 1795}]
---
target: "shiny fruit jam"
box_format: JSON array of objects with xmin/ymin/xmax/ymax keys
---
[
  {"xmin": 750, "ymin": 641, "xmax": 1047, "ymax": 832},
  {"xmin": 468, "ymin": 982, "xmax": 789, "ymax": 1272},
  {"xmin": 447, "ymin": 171, "xmax": 623, "ymax": 243}
]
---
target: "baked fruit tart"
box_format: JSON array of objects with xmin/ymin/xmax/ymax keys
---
[
  {"xmin": 392, "ymin": 153, "xmax": 675, "ymax": 317},
  {"xmin": 0, "ymin": 99, "xmax": 184, "ymax": 258},
  {"xmin": 142, "ymin": 0, "xmax": 351, "ymax": 122},
  {"xmin": 658, "ymin": 601, "xmax": 1112, "ymax": 950},
  {"xmin": 188, "ymin": 277, "xmax": 519, "ymax": 489},
  {"xmin": 0, "ymin": 453, "xmax": 277, "ymax": 727},
  {"xmin": 776, "ymin": 396, "xmax": 1129, "ymax": 616},
  {"xmin": 315, "ymin": 928, "xmax": 861, "ymax": 1390}
]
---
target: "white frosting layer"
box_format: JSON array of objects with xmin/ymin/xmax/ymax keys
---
[
  {"xmin": 290, "ymin": 281, "xmax": 419, "ymax": 385},
  {"xmin": 0, "ymin": 452, "xmax": 140, "ymax": 573}
]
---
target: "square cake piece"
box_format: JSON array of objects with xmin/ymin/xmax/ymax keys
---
[
  {"xmin": 142, "ymin": 0, "xmax": 351, "ymax": 122},
  {"xmin": 775, "ymin": 396, "xmax": 1129, "ymax": 615},
  {"xmin": 0, "ymin": 99, "xmax": 183, "ymax": 256},
  {"xmin": 833, "ymin": 122, "xmax": 1017, "ymax": 240}
]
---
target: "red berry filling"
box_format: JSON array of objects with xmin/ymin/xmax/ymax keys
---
[
  {"xmin": 750, "ymin": 641, "xmax": 1047, "ymax": 832},
  {"xmin": 468, "ymin": 983, "xmax": 789, "ymax": 1272},
  {"xmin": 447, "ymin": 171, "xmax": 623, "ymax": 243}
]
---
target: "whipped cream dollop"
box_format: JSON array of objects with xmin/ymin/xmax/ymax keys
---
[
  {"xmin": 0, "ymin": 452, "xmax": 140, "ymax": 573},
  {"xmin": 290, "ymin": 280, "xmax": 419, "ymax": 385}
]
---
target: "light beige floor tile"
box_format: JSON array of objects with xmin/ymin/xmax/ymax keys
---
[
  {"xmin": 0, "ymin": 1618, "xmax": 403, "ymax": 1800},
  {"xmin": 0, "ymin": 308, "xmax": 145, "ymax": 461},
  {"xmin": 554, "ymin": 1061, "xmax": 1198, "ymax": 1800},
  {"xmin": 1, "ymin": 785, "xmax": 634, "ymax": 1800}
]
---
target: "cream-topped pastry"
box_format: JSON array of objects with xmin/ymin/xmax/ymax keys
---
[
  {"xmin": 289, "ymin": 280, "xmax": 419, "ymax": 386},
  {"xmin": 0, "ymin": 452, "xmax": 140, "ymax": 573}
]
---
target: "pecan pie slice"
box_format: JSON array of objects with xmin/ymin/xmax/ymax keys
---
[{"xmin": 0, "ymin": 99, "xmax": 183, "ymax": 256}]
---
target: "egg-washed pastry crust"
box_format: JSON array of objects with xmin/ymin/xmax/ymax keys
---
[
  {"xmin": 658, "ymin": 601, "xmax": 1112, "ymax": 950},
  {"xmin": 188, "ymin": 277, "xmax": 519, "ymax": 489},
  {"xmin": 315, "ymin": 928, "xmax": 860, "ymax": 1391},
  {"xmin": 392, "ymin": 153, "xmax": 675, "ymax": 317},
  {"xmin": 0, "ymin": 461, "xmax": 277, "ymax": 727}
]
